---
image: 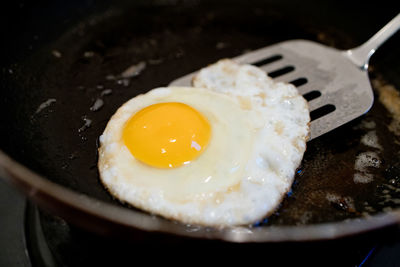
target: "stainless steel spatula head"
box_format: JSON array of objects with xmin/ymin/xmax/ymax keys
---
[{"xmin": 170, "ymin": 13, "xmax": 400, "ymax": 140}]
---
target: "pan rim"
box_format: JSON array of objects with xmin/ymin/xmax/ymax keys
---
[{"xmin": 1, "ymin": 149, "xmax": 399, "ymax": 242}]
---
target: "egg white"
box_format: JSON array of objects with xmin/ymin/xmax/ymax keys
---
[{"xmin": 98, "ymin": 60, "xmax": 310, "ymax": 227}]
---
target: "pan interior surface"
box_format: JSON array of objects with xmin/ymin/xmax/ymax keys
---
[{"xmin": 1, "ymin": 0, "xmax": 400, "ymax": 241}]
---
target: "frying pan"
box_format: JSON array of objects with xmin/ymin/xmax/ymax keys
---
[{"xmin": 1, "ymin": 0, "xmax": 400, "ymax": 242}]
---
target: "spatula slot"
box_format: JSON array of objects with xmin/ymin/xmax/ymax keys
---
[
  {"xmin": 303, "ymin": 90, "xmax": 321, "ymax": 101},
  {"xmin": 289, "ymin": 77, "xmax": 308, "ymax": 87},
  {"xmin": 252, "ymin": 54, "xmax": 283, "ymax": 67},
  {"xmin": 268, "ymin": 66, "xmax": 295, "ymax": 78},
  {"xmin": 310, "ymin": 104, "xmax": 336, "ymax": 121}
]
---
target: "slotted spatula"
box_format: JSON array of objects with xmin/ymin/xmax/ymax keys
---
[{"xmin": 170, "ymin": 13, "xmax": 400, "ymax": 140}]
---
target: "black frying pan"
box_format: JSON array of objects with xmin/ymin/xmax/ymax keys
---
[{"xmin": 1, "ymin": 0, "xmax": 400, "ymax": 242}]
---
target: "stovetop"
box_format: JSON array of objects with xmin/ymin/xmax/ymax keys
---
[{"xmin": 1, "ymin": 178, "xmax": 400, "ymax": 267}]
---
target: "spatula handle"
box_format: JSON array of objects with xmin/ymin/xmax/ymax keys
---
[{"xmin": 345, "ymin": 13, "xmax": 400, "ymax": 70}]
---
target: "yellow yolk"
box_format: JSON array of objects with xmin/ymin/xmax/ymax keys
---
[{"xmin": 123, "ymin": 102, "xmax": 211, "ymax": 168}]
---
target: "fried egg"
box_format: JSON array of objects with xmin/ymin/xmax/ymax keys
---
[{"xmin": 98, "ymin": 59, "xmax": 310, "ymax": 226}]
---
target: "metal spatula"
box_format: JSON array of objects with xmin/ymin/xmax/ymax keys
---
[{"xmin": 170, "ymin": 13, "xmax": 400, "ymax": 140}]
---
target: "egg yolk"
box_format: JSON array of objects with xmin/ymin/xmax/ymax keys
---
[{"xmin": 123, "ymin": 102, "xmax": 211, "ymax": 168}]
